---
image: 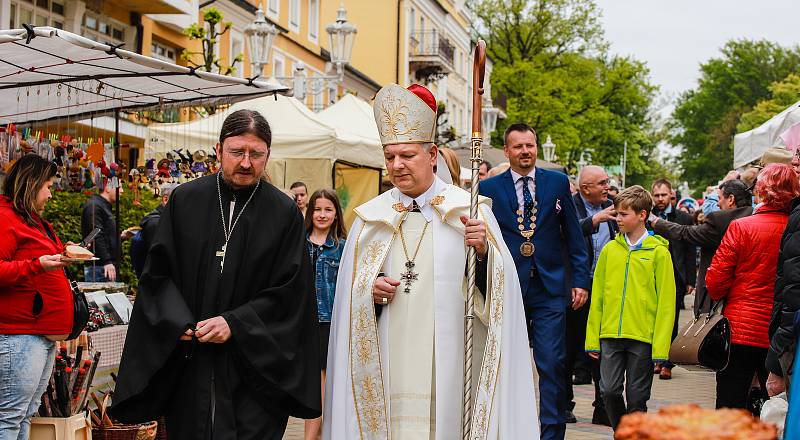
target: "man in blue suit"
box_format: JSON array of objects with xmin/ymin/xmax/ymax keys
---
[{"xmin": 480, "ymin": 123, "xmax": 590, "ymax": 440}]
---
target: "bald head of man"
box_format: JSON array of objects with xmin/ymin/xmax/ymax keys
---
[{"xmin": 578, "ymin": 165, "xmax": 610, "ymax": 206}]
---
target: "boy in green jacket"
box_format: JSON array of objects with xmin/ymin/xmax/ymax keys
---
[{"xmin": 585, "ymin": 185, "xmax": 676, "ymax": 430}]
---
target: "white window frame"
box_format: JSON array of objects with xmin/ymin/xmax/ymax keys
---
[
  {"xmin": 307, "ymin": 0, "xmax": 319, "ymax": 44},
  {"xmin": 408, "ymin": 7, "xmax": 415, "ymax": 35},
  {"xmin": 267, "ymin": 0, "xmax": 279, "ymax": 20},
  {"xmin": 10, "ymin": 0, "xmax": 65, "ymax": 30},
  {"xmin": 289, "ymin": 0, "xmax": 300, "ymax": 33},
  {"xmin": 150, "ymin": 40, "xmax": 178, "ymax": 63},
  {"xmin": 272, "ymin": 52, "xmax": 285, "ymax": 78},
  {"xmin": 82, "ymin": 11, "xmax": 127, "ymax": 46},
  {"xmin": 229, "ymin": 29, "xmax": 244, "ymax": 78}
]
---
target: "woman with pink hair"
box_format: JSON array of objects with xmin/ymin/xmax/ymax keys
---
[{"xmin": 706, "ymin": 163, "xmax": 800, "ymax": 412}]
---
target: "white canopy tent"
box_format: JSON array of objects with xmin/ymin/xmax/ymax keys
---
[
  {"xmin": 147, "ymin": 93, "xmax": 385, "ymax": 224},
  {"xmin": 0, "ymin": 27, "xmax": 288, "ymax": 124},
  {"xmin": 733, "ymin": 100, "xmax": 800, "ymax": 168},
  {"xmin": 316, "ymin": 93, "xmax": 381, "ymax": 149}
]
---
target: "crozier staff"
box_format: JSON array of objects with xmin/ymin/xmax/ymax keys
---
[{"xmin": 111, "ymin": 110, "xmax": 321, "ymax": 440}]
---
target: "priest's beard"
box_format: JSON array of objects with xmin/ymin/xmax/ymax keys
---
[{"xmin": 220, "ymin": 170, "xmax": 263, "ymax": 191}]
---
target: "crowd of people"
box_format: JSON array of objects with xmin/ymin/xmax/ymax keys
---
[{"xmin": 3, "ymin": 82, "xmax": 800, "ymax": 440}]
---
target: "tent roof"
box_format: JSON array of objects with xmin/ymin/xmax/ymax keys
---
[
  {"xmin": 146, "ymin": 93, "xmax": 386, "ymax": 169},
  {"xmin": 0, "ymin": 27, "xmax": 288, "ymax": 124},
  {"xmin": 317, "ymin": 94, "xmax": 381, "ymax": 146},
  {"xmin": 733, "ymin": 100, "xmax": 800, "ymax": 168}
]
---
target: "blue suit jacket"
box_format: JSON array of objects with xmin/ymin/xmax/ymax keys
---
[{"xmin": 480, "ymin": 168, "xmax": 590, "ymax": 299}]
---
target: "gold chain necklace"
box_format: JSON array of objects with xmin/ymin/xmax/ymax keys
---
[{"xmin": 398, "ymin": 219, "xmax": 430, "ymax": 294}]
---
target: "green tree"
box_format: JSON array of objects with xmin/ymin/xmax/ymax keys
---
[
  {"xmin": 670, "ymin": 40, "xmax": 800, "ymax": 189},
  {"xmin": 738, "ymin": 73, "xmax": 800, "ymax": 132},
  {"xmin": 472, "ymin": 0, "xmax": 658, "ymax": 182},
  {"xmin": 182, "ymin": 8, "xmax": 243, "ymax": 76}
]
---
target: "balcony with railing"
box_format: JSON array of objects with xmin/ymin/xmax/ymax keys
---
[{"xmin": 409, "ymin": 29, "xmax": 455, "ymax": 80}]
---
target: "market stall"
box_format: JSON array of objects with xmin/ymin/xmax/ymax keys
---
[
  {"xmin": 734, "ymin": 100, "xmax": 800, "ymax": 168},
  {"xmin": 0, "ymin": 25, "xmax": 290, "ymax": 439}
]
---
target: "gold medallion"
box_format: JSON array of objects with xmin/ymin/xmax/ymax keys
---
[
  {"xmin": 518, "ymin": 224, "xmax": 525, "ymax": 231},
  {"xmin": 520, "ymin": 241, "xmax": 535, "ymax": 257}
]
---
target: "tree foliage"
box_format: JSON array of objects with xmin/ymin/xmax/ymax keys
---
[
  {"xmin": 182, "ymin": 8, "xmax": 243, "ymax": 76},
  {"xmin": 472, "ymin": 0, "xmax": 659, "ymax": 182},
  {"xmin": 670, "ymin": 40, "xmax": 800, "ymax": 189},
  {"xmin": 738, "ymin": 73, "xmax": 800, "ymax": 133}
]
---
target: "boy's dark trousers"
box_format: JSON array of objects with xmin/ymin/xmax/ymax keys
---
[{"xmin": 599, "ymin": 338, "xmax": 654, "ymax": 430}]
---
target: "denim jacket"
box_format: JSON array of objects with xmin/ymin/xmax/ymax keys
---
[{"xmin": 306, "ymin": 234, "xmax": 346, "ymax": 323}]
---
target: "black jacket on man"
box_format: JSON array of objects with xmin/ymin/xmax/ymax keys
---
[
  {"xmin": 573, "ymin": 193, "xmax": 619, "ymax": 268},
  {"xmin": 653, "ymin": 206, "xmax": 753, "ymax": 313},
  {"xmin": 651, "ymin": 207, "xmax": 697, "ymax": 304},
  {"xmin": 768, "ymin": 198, "xmax": 800, "ymax": 377},
  {"xmin": 81, "ymin": 194, "xmax": 117, "ymax": 266}
]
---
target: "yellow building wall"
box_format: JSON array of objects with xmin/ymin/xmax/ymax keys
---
[{"xmin": 321, "ymin": 0, "xmax": 400, "ymax": 86}]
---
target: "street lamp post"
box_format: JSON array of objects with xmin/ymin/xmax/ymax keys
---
[
  {"xmin": 481, "ymin": 96, "xmax": 499, "ymax": 141},
  {"xmin": 245, "ymin": 5, "xmax": 357, "ymax": 107},
  {"xmin": 542, "ymin": 135, "xmax": 556, "ymax": 162}
]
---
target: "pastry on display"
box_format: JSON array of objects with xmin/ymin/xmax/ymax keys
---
[{"xmin": 615, "ymin": 404, "xmax": 777, "ymax": 440}]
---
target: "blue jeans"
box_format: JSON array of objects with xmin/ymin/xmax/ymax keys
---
[
  {"xmin": 84, "ymin": 265, "xmax": 108, "ymax": 282},
  {"xmin": 0, "ymin": 335, "xmax": 56, "ymax": 440}
]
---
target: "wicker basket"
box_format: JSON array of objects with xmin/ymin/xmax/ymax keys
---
[{"xmin": 92, "ymin": 421, "xmax": 158, "ymax": 440}]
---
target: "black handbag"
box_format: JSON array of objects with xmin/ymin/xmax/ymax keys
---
[
  {"xmin": 66, "ymin": 279, "xmax": 89, "ymax": 340},
  {"xmin": 668, "ymin": 294, "xmax": 731, "ymax": 371}
]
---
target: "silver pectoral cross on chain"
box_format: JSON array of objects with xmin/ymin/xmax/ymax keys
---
[
  {"xmin": 400, "ymin": 260, "xmax": 419, "ymax": 294},
  {"xmin": 216, "ymin": 244, "xmax": 226, "ymax": 273}
]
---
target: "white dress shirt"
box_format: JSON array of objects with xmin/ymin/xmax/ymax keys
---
[
  {"xmin": 509, "ymin": 168, "xmax": 537, "ymax": 212},
  {"xmin": 396, "ymin": 176, "xmax": 447, "ymax": 222}
]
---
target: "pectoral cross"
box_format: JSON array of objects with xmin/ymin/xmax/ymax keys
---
[
  {"xmin": 400, "ymin": 260, "xmax": 419, "ymax": 294},
  {"xmin": 216, "ymin": 244, "xmax": 226, "ymax": 273}
]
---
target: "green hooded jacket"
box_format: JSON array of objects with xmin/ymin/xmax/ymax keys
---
[{"xmin": 585, "ymin": 232, "xmax": 676, "ymax": 361}]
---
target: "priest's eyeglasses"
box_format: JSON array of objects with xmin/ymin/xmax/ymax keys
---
[{"xmin": 225, "ymin": 149, "xmax": 267, "ymax": 161}]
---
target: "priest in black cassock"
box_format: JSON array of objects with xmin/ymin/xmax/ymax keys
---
[{"xmin": 110, "ymin": 109, "xmax": 321, "ymax": 440}]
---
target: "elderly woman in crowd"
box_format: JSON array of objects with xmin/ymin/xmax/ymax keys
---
[
  {"xmin": 0, "ymin": 154, "xmax": 74, "ymax": 440},
  {"xmin": 706, "ymin": 163, "xmax": 800, "ymax": 412}
]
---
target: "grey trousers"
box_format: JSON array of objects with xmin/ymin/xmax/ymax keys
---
[{"xmin": 599, "ymin": 338, "xmax": 654, "ymax": 430}]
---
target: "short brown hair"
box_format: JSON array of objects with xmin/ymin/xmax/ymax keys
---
[
  {"xmin": 503, "ymin": 123, "xmax": 538, "ymax": 146},
  {"xmin": 614, "ymin": 185, "xmax": 654, "ymax": 216},
  {"xmin": 2, "ymin": 154, "xmax": 57, "ymax": 226},
  {"xmin": 651, "ymin": 178, "xmax": 672, "ymax": 191}
]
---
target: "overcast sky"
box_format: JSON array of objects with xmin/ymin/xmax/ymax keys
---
[{"xmin": 595, "ymin": 0, "xmax": 799, "ymax": 97}]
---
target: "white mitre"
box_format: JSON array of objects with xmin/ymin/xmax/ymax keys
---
[{"xmin": 373, "ymin": 83, "xmax": 437, "ymax": 146}]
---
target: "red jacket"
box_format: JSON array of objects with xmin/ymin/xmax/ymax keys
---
[
  {"xmin": 706, "ymin": 207, "xmax": 788, "ymax": 348},
  {"xmin": 0, "ymin": 197, "xmax": 73, "ymax": 335}
]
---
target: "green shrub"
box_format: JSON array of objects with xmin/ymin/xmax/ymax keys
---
[{"xmin": 44, "ymin": 189, "xmax": 161, "ymax": 290}]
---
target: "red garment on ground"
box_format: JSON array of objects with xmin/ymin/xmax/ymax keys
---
[
  {"xmin": 706, "ymin": 207, "xmax": 789, "ymax": 348},
  {"xmin": 0, "ymin": 196, "xmax": 73, "ymax": 335}
]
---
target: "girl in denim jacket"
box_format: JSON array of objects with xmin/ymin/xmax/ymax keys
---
[{"xmin": 304, "ymin": 188, "xmax": 347, "ymax": 439}]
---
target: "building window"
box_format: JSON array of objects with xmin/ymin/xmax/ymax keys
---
[
  {"xmin": 82, "ymin": 12, "xmax": 126, "ymax": 46},
  {"xmin": 308, "ymin": 0, "xmax": 318, "ymax": 43},
  {"xmin": 267, "ymin": 0, "xmax": 279, "ymax": 19},
  {"xmin": 289, "ymin": 0, "xmax": 300, "ymax": 33},
  {"xmin": 150, "ymin": 41, "xmax": 177, "ymax": 63},
  {"xmin": 327, "ymin": 83, "xmax": 337, "ymax": 106},
  {"xmin": 272, "ymin": 53, "xmax": 285, "ymax": 78},
  {"xmin": 408, "ymin": 7, "xmax": 415, "ymax": 35},
  {"xmin": 10, "ymin": 0, "xmax": 64, "ymax": 29},
  {"xmin": 230, "ymin": 30, "xmax": 244, "ymax": 77}
]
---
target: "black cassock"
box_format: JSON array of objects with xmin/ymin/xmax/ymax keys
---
[{"xmin": 110, "ymin": 174, "xmax": 320, "ymax": 440}]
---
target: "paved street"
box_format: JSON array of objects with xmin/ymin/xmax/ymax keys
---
[{"xmin": 284, "ymin": 299, "xmax": 716, "ymax": 439}]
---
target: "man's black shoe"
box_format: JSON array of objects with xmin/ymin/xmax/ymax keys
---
[
  {"xmin": 591, "ymin": 408, "xmax": 611, "ymax": 426},
  {"xmin": 564, "ymin": 409, "xmax": 577, "ymax": 423},
  {"xmin": 572, "ymin": 372, "xmax": 592, "ymax": 385}
]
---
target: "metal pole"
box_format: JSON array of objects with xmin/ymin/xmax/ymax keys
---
[
  {"xmin": 463, "ymin": 40, "xmax": 486, "ymax": 440},
  {"xmin": 114, "ymin": 109, "xmax": 121, "ymax": 272},
  {"xmin": 622, "ymin": 140, "xmax": 627, "ymax": 189}
]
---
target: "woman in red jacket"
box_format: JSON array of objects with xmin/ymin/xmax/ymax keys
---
[
  {"xmin": 706, "ymin": 163, "xmax": 800, "ymax": 412},
  {"xmin": 0, "ymin": 154, "xmax": 73, "ymax": 440}
]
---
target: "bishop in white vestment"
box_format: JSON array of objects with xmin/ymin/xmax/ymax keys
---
[{"xmin": 323, "ymin": 84, "xmax": 539, "ymax": 440}]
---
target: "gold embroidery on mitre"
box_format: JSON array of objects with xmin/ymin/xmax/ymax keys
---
[{"xmin": 374, "ymin": 84, "xmax": 435, "ymax": 145}]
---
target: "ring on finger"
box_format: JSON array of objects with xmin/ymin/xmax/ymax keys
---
[{"xmin": 382, "ymin": 297, "xmax": 388, "ymax": 305}]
